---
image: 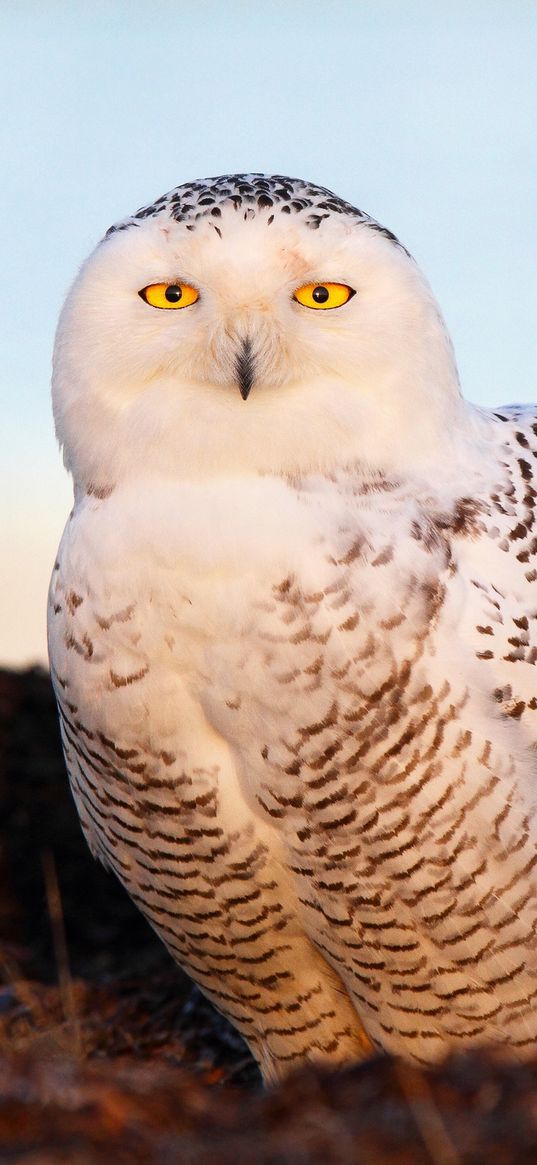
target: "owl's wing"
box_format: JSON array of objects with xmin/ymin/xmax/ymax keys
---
[
  {"xmin": 219, "ymin": 407, "xmax": 537, "ymax": 1060},
  {"xmin": 447, "ymin": 404, "xmax": 537, "ymax": 726}
]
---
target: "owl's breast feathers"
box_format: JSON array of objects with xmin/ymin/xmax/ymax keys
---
[{"xmin": 48, "ymin": 405, "xmax": 537, "ymax": 1069}]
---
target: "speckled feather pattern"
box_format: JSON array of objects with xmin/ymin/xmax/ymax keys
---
[
  {"xmin": 48, "ymin": 175, "xmax": 537, "ymax": 1080},
  {"xmin": 105, "ymin": 172, "xmax": 405, "ymax": 250}
]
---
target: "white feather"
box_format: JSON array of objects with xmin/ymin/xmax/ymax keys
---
[{"xmin": 48, "ymin": 177, "xmax": 537, "ymax": 1077}]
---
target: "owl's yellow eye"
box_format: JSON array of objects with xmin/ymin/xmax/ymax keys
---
[
  {"xmin": 139, "ymin": 282, "xmax": 200, "ymax": 309},
  {"xmin": 293, "ymin": 282, "xmax": 355, "ymax": 310}
]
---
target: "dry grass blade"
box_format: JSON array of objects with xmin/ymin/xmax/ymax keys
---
[
  {"xmin": 42, "ymin": 848, "xmax": 83, "ymax": 1058},
  {"xmin": 394, "ymin": 1059, "xmax": 463, "ymax": 1165}
]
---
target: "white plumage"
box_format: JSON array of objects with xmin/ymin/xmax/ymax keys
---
[{"xmin": 49, "ymin": 175, "xmax": 537, "ymax": 1081}]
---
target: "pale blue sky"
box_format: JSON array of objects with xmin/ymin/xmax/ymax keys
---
[{"xmin": 1, "ymin": 0, "xmax": 536, "ymax": 664}]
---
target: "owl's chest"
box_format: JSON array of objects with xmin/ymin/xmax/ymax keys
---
[{"xmin": 48, "ymin": 475, "xmax": 430, "ymax": 745}]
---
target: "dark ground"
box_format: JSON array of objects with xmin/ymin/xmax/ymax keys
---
[{"xmin": 2, "ymin": 667, "xmax": 537, "ymax": 1163}]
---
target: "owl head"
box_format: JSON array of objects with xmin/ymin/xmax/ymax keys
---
[{"xmin": 52, "ymin": 174, "xmax": 465, "ymax": 490}]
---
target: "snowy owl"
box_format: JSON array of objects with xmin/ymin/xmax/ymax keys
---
[{"xmin": 49, "ymin": 174, "xmax": 537, "ymax": 1082}]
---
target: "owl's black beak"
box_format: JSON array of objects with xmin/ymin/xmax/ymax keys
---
[{"xmin": 236, "ymin": 336, "xmax": 255, "ymax": 401}]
